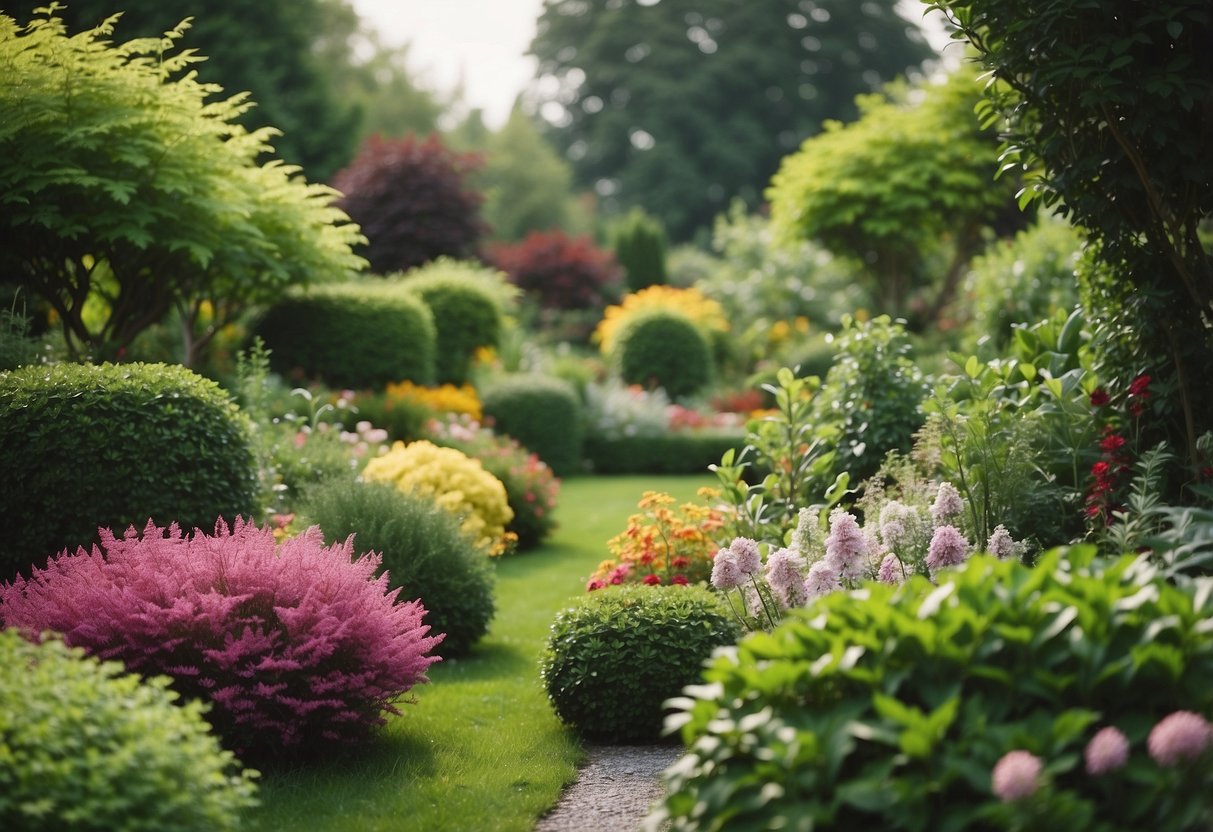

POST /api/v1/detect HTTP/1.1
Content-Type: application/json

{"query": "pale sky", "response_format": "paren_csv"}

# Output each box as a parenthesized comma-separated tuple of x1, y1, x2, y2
(349, 0, 546, 128)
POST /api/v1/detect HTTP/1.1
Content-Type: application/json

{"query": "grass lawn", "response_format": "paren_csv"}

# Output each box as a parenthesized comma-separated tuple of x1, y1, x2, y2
(247, 474, 714, 832)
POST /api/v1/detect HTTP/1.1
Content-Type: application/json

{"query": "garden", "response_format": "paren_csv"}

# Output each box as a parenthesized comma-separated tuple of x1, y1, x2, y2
(1, 1, 1212, 830)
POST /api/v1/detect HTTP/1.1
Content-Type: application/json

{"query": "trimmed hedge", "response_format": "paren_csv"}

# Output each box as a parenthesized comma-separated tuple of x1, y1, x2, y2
(0, 362, 257, 580)
(480, 374, 583, 476)
(613, 308, 713, 400)
(253, 283, 436, 388)
(583, 432, 744, 475)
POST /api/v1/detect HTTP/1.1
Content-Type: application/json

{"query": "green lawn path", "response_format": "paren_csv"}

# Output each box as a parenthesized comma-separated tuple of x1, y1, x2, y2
(247, 474, 714, 832)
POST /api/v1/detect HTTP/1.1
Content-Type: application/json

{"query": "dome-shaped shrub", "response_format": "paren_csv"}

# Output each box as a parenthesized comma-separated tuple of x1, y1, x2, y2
(0, 629, 259, 832)
(480, 374, 583, 476)
(613, 308, 713, 399)
(253, 283, 436, 388)
(0, 518, 443, 759)
(540, 584, 740, 742)
(362, 440, 514, 555)
(300, 480, 495, 656)
(0, 362, 257, 580)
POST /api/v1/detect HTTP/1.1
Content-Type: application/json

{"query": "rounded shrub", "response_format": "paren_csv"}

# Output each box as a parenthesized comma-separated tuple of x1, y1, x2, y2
(362, 440, 515, 555)
(300, 479, 495, 656)
(480, 373, 583, 476)
(0, 629, 259, 832)
(613, 308, 713, 400)
(0, 362, 257, 580)
(540, 584, 741, 742)
(253, 282, 436, 388)
(651, 548, 1213, 831)
(611, 207, 669, 292)
(0, 518, 443, 759)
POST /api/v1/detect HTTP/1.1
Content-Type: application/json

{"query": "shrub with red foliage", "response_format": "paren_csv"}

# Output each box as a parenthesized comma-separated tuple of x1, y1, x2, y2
(0, 518, 442, 758)
(332, 133, 488, 274)
(489, 229, 621, 311)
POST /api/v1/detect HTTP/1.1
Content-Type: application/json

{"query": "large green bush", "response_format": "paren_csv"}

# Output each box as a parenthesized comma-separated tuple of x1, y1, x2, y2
(0, 362, 257, 579)
(584, 433, 744, 475)
(480, 374, 583, 476)
(299, 480, 495, 656)
(0, 629, 259, 832)
(540, 585, 740, 742)
(614, 308, 713, 400)
(650, 549, 1213, 831)
(253, 283, 435, 388)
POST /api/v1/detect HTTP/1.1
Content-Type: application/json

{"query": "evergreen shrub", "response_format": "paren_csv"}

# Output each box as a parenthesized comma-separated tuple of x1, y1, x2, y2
(300, 480, 495, 656)
(253, 283, 436, 388)
(651, 548, 1213, 831)
(0, 362, 257, 580)
(614, 309, 713, 400)
(583, 432, 744, 475)
(480, 374, 583, 476)
(0, 518, 443, 759)
(611, 208, 668, 292)
(540, 584, 740, 742)
(0, 629, 259, 832)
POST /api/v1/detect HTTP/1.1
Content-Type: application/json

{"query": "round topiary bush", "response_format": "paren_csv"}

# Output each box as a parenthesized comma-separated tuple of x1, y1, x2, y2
(0, 362, 258, 580)
(480, 374, 583, 477)
(300, 479, 495, 656)
(0, 518, 443, 760)
(650, 548, 1213, 831)
(540, 584, 741, 742)
(253, 283, 436, 388)
(613, 308, 713, 400)
(0, 628, 259, 832)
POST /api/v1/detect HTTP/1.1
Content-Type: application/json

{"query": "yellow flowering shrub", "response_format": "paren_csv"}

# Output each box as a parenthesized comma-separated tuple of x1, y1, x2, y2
(587, 489, 727, 589)
(362, 440, 515, 555)
(593, 285, 729, 356)
(384, 380, 482, 421)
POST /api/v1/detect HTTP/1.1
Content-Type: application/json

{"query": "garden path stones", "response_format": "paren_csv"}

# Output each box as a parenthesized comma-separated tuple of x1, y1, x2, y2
(534, 743, 681, 831)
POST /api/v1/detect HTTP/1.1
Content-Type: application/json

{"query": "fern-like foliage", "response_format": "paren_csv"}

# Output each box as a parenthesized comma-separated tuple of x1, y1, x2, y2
(0, 518, 442, 759)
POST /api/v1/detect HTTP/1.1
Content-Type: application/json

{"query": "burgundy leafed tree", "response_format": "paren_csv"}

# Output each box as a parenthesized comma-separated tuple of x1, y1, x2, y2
(489, 229, 621, 312)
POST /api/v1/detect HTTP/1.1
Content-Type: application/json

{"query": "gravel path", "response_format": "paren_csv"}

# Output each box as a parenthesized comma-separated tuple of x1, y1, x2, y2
(534, 743, 682, 832)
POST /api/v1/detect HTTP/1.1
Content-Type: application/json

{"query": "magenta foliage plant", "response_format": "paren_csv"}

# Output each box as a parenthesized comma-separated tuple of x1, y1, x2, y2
(0, 517, 443, 758)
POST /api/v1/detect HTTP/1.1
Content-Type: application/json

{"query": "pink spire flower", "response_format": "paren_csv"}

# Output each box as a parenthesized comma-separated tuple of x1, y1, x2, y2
(877, 553, 904, 585)
(879, 500, 921, 552)
(765, 547, 808, 609)
(1084, 726, 1130, 775)
(804, 560, 841, 600)
(926, 525, 968, 572)
(710, 549, 744, 590)
(824, 508, 867, 581)
(991, 750, 1043, 802)
(986, 525, 1017, 560)
(1147, 710, 1213, 766)
(729, 537, 762, 575)
(931, 482, 964, 526)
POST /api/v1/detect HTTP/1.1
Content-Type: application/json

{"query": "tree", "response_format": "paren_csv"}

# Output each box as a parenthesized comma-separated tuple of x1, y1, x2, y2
(331, 134, 488, 274)
(927, 0, 1213, 478)
(0, 11, 365, 364)
(767, 67, 1017, 324)
(526, 0, 935, 241)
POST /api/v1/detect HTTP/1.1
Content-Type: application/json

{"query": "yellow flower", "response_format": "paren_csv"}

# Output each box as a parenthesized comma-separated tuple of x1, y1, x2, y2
(385, 380, 482, 421)
(593, 285, 729, 355)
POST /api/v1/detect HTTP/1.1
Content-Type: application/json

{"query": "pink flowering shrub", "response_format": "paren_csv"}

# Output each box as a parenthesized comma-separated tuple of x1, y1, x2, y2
(0, 518, 442, 758)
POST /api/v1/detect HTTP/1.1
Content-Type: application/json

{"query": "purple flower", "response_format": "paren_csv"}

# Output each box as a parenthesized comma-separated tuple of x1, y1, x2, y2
(1085, 726, 1130, 775)
(877, 553, 904, 585)
(824, 508, 867, 581)
(729, 537, 762, 575)
(710, 549, 744, 590)
(931, 482, 964, 525)
(991, 750, 1043, 802)
(1147, 710, 1213, 766)
(879, 500, 921, 551)
(987, 524, 1017, 560)
(926, 525, 968, 572)
(804, 560, 841, 600)
(765, 547, 808, 608)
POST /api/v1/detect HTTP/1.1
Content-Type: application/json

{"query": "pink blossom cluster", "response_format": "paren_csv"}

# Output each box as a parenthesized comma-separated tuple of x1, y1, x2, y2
(0, 518, 443, 756)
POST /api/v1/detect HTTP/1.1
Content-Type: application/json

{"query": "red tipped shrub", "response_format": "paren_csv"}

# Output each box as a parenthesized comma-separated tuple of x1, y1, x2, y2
(489, 229, 621, 311)
(0, 518, 442, 758)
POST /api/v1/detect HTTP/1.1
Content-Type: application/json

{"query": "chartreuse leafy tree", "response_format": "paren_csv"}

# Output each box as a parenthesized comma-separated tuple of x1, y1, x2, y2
(768, 66, 1015, 324)
(0, 9, 366, 365)
(925, 0, 1213, 484)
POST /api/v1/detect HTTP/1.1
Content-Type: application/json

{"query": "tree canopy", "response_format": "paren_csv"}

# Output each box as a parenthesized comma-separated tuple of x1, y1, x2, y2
(0, 10, 365, 362)
(526, 0, 935, 241)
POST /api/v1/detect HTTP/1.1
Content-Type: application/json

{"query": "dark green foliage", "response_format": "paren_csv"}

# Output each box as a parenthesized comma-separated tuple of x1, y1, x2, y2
(480, 374, 583, 476)
(0, 362, 257, 579)
(299, 480, 495, 657)
(529, 0, 934, 241)
(653, 549, 1213, 830)
(584, 433, 744, 475)
(540, 585, 740, 742)
(614, 310, 713, 400)
(611, 209, 668, 292)
(0, 630, 259, 831)
(253, 283, 436, 389)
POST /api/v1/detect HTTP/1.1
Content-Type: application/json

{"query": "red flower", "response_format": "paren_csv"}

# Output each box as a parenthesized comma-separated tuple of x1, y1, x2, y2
(1128, 374, 1152, 397)
(1100, 434, 1127, 453)
(671, 575, 689, 586)
(1091, 461, 1111, 478)
(671, 556, 690, 569)
(586, 579, 606, 592)
(643, 574, 661, 586)
(1089, 388, 1110, 407)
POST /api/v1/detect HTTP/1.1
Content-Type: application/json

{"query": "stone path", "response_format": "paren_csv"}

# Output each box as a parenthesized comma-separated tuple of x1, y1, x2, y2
(534, 743, 681, 832)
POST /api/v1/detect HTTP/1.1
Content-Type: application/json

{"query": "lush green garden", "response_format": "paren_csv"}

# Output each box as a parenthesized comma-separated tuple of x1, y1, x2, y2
(2, 1, 1212, 830)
